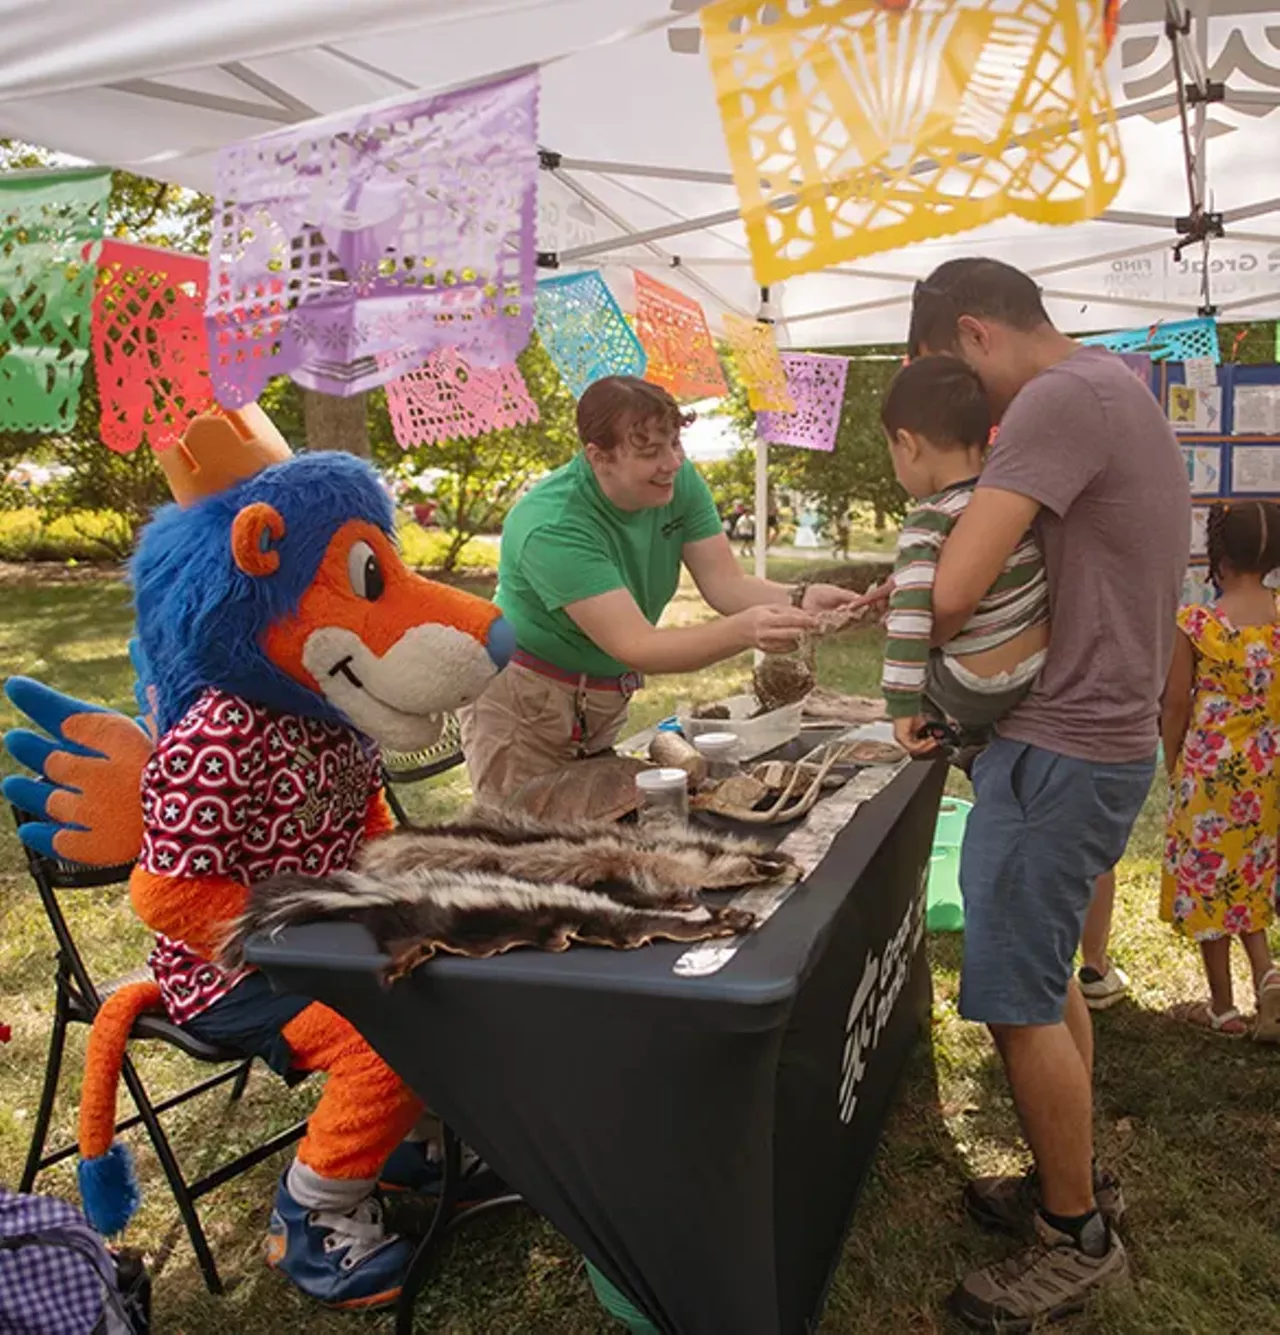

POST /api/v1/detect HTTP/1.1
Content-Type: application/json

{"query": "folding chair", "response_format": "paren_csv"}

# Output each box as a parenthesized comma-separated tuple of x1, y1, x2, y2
(10, 805, 307, 1294)
(380, 711, 466, 826)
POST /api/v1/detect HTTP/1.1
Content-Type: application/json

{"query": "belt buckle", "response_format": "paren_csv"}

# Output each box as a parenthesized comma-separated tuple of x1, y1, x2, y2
(619, 671, 643, 697)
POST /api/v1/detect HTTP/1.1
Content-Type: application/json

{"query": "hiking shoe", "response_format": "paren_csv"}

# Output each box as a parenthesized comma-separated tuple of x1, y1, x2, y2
(377, 1140, 510, 1204)
(1078, 961, 1130, 1011)
(949, 1211, 1130, 1331)
(964, 1166, 1125, 1238)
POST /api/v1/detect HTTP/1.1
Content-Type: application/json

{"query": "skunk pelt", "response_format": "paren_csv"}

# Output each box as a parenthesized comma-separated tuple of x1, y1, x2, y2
(358, 803, 799, 909)
(221, 868, 757, 981)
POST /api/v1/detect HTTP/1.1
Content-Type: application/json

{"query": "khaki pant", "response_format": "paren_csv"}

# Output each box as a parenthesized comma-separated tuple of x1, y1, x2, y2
(459, 662, 631, 803)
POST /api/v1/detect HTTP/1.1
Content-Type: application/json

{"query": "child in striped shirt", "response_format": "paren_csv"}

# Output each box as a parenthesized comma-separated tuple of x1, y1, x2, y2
(880, 356, 1049, 755)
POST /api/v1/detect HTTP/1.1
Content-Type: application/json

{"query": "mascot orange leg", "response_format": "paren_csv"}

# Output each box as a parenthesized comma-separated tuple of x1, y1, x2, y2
(279, 1004, 421, 1181)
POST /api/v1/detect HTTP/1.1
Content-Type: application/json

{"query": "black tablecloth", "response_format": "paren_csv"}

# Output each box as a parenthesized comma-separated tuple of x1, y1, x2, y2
(248, 758, 945, 1335)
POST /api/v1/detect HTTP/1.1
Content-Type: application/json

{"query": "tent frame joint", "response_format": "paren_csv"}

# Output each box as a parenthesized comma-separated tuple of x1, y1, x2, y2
(537, 147, 563, 171)
(1185, 81, 1224, 106)
(1173, 209, 1223, 261)
(536, 250, 560, 270)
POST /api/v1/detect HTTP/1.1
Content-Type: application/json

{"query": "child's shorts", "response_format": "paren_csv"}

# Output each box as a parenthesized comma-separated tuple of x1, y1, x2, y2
(925, 648, 1046, 730)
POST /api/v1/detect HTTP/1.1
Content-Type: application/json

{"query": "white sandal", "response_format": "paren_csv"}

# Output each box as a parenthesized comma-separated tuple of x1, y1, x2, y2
(1255, 968, 1280, 1044)
(1170, 999, 1248, 1038)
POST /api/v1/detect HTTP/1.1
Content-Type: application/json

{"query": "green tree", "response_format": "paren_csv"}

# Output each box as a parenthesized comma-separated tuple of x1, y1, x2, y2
(698, 446, 769, 515)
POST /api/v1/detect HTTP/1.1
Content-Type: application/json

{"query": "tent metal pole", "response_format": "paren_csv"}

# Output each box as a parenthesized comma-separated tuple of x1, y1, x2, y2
(556, 158, 741, 187)
(1216, 290, 1280, 315)
(1028, 240, 1183, 279)
(1224, 90, 1280, 112)
(787, 283, 1202, 329)
(1039, 288, 1204, 314)
(754, 286, 774, 590)
(1223, 198, 1280, 225)
(558, 93, 1183, 265)
(1096, 209, 1180, 228)
(550, 168, 753, 318)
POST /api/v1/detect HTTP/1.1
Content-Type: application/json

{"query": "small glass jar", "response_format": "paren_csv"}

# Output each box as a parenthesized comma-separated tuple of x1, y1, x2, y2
(693, 731, 743, 782)
(635, 767, 690, 830)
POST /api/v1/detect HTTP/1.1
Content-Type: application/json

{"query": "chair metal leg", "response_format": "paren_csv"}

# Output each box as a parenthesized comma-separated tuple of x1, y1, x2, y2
(384, 784, 411, 828)
(228, 1059, 252, 1103)
(20, 978, 70, 1192)
(119, 1054, 223, 1295)
(394, 1131, 461, 1335)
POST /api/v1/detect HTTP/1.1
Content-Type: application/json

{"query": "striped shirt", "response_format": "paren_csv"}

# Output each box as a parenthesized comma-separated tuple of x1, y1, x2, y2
(882, 479, 1048, 719)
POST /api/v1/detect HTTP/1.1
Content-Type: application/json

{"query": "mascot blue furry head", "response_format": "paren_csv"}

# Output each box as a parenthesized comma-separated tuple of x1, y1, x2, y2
(133, 407, 512, 752)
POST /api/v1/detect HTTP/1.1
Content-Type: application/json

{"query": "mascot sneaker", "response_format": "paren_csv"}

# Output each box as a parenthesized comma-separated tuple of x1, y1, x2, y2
(378, 1140, 511, 1205)
(266, 1175, 413, 1310)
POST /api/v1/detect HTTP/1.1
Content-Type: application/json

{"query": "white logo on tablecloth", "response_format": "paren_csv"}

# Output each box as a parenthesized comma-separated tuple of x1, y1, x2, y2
(838, 881, 926, 1125)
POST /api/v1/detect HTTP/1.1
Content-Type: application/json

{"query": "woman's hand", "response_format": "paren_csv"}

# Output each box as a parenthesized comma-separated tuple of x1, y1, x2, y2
(732, 604, 818, 654)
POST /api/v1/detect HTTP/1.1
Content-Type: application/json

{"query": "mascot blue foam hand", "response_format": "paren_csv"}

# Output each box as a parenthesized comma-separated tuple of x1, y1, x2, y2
(1, 676, 154, 867)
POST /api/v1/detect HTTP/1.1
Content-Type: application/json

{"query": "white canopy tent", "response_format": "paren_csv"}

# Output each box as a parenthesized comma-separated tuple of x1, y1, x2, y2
(1, 0, 1279, 345)
(1, 0, 1277, 574)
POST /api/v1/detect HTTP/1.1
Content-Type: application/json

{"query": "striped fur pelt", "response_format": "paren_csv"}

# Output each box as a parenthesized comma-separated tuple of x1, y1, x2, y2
(221, 806, 798, 980)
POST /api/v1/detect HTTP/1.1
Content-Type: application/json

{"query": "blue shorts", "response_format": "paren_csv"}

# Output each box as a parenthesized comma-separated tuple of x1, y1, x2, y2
(181, 971, 312, 1083)
(958, 738, 1154, 1026)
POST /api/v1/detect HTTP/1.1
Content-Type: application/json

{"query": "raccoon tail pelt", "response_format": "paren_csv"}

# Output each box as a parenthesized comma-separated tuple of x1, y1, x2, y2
(366, 806, 799, 900)
(220, 868, 757, 981)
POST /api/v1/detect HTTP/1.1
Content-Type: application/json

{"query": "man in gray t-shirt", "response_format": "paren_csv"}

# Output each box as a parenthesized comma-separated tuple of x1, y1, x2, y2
(906, 259, 1190, 1328)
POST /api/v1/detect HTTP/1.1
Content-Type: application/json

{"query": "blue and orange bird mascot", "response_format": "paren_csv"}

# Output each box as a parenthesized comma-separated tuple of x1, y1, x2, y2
(3, 405, 515, 1309)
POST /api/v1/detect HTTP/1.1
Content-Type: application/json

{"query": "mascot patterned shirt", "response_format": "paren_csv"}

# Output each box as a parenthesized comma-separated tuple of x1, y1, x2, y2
(137, 688, 383, 1023)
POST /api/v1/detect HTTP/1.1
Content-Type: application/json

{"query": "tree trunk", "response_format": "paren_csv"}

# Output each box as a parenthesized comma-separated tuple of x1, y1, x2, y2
(302, 388, 370, 457)
(874, 504, 886, 532)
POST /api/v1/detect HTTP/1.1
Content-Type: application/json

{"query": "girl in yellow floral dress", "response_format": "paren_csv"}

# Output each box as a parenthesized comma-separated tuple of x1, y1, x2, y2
(1161, 501, 1280, 1041)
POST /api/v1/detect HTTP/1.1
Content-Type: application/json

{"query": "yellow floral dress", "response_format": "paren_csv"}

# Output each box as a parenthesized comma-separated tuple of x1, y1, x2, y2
(1161, 603, 1280, 941)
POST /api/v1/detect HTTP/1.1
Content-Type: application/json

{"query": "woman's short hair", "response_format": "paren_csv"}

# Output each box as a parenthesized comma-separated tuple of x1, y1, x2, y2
(575, 376, 694, 452)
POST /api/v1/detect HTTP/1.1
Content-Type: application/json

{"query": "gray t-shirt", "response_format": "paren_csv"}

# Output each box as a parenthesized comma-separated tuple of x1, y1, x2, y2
(978, 346, 1191, 763)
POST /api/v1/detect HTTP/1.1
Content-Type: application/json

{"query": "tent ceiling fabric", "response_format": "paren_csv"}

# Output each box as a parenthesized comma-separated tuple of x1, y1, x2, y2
(1, 0, 1279, 346)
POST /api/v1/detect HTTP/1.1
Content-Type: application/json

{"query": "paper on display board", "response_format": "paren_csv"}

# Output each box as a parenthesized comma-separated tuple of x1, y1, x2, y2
(1191, 507, 1209, 558)
(1168, 385, 1222, 433)
(1183, 357, 1218, 389)
(1181, 445, 1221, 494)
(1230, 445, 1280, 495)
(1183, 565, 1214, 605)
(1232, 385, 1280, 436)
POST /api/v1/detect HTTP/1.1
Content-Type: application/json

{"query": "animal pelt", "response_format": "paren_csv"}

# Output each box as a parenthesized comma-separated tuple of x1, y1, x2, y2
(221, 809, 798, 979)
(360, 804, 798, 907)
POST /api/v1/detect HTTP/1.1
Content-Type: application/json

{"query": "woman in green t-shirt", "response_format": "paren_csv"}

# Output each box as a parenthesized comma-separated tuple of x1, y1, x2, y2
(461, 376, 872, 802)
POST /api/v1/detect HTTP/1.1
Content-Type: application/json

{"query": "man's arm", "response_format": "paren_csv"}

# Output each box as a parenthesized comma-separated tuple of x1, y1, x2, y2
(931, 488, 1041, 645)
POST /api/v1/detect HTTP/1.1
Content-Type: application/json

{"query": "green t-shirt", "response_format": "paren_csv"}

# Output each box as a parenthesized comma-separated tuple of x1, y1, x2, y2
(496, 453, 723, 677)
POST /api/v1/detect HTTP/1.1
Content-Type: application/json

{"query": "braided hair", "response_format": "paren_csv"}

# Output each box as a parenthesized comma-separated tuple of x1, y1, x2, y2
(1205, 500, 1280, 587)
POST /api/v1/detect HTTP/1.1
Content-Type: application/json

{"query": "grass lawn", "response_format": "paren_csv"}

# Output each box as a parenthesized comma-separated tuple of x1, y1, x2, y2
(1, 568, 1278, 1334)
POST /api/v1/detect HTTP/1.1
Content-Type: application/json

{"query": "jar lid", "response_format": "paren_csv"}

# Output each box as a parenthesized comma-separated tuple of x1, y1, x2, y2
(635, 767, 689, 792)
(693, 731, 740, 758)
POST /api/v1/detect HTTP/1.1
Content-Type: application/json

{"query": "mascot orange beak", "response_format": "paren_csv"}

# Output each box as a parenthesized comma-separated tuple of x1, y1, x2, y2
(253, 516, 513, 752)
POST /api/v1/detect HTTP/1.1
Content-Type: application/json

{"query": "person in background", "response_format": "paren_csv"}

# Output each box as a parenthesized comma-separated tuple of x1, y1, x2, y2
(1160, 500, 1280, 1041)
(461, 376, 873, 802)
(1077, 870, 1129, 1009)
(907, 258, 1189, 1328)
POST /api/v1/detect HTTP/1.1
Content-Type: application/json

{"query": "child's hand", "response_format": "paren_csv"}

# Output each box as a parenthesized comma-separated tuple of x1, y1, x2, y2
(893, 715, 941, 757)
